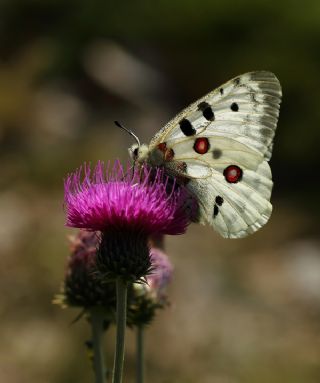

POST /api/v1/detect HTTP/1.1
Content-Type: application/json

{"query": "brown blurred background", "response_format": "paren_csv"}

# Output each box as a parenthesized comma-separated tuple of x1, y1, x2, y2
(1, 1, 320, 382)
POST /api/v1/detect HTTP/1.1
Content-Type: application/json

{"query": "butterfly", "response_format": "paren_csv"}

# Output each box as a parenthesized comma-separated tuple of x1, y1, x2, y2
(128, 71, 282, 239)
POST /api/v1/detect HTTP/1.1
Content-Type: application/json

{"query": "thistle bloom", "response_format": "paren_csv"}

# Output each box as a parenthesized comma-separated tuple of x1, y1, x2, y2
(147, 247, 173, 302)
(128, 247, 173, 326)
(54, 230, 116, 312)
(64, 161, 195, 282)
(64, 161, 192, 234)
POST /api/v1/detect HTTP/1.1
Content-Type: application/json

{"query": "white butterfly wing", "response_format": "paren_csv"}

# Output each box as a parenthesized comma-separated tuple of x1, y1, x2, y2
(165, 135, 264, 178)
(150, 71, 281, 160)
(163, 136, 274, 238)
(149, 71, 281, 238)
(187, 161, 273, 238)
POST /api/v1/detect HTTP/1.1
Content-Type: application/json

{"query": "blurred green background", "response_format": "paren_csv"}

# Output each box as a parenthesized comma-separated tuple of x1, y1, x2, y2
(1, 1, 320, 382)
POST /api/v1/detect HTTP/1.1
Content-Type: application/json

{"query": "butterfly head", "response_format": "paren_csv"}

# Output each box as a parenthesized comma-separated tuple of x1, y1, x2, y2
(129, 143, 150, 164)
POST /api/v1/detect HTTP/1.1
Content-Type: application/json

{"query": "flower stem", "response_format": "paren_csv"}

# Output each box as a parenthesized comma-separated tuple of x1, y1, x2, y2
(90, 308, 106, 383)
(112, 278, 128, 383)
(136, 325, 145, 383)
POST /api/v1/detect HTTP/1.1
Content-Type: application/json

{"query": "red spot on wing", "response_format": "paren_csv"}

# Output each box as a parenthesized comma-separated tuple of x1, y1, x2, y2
(157, 142, 174, 161)
(157, 142, 167, 152)
(193, 138, 210, 154)
(164, 148, 175, 161)
(223, 165, 243, 183)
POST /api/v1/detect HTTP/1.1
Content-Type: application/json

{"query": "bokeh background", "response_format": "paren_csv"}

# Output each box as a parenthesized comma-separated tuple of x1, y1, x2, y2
(1, 1, 320, 382)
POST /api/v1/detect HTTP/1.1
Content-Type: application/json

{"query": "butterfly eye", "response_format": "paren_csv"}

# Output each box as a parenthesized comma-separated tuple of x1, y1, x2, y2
(133, 148, 139, 158)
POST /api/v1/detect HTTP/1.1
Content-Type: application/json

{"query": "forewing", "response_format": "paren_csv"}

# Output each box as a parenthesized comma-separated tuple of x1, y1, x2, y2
(150, 71, 281, 160)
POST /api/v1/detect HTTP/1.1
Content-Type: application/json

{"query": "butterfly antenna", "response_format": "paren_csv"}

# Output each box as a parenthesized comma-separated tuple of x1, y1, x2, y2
(114, 120, 141, 147)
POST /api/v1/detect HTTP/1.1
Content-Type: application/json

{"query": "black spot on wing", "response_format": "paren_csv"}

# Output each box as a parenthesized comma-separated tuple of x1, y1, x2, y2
(215, 196, 224, 206)
(213, 205, 219, 218)
(230, 102, 239, 112)
(212, 149, 222, 159)
(233, 77, 240, 86)
(203, 107, 214, 121)
(197, 102, 215, 121)
(179, 118, 196, 136)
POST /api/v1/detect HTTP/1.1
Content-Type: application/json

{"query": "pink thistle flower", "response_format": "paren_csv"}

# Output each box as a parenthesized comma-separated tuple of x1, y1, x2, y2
(54, 230, 116, 311)
(64, 161, 195, 282)
(147, 248, 173, 302)
(64, 161, 193, 235)
(128, 247, 173, 326)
